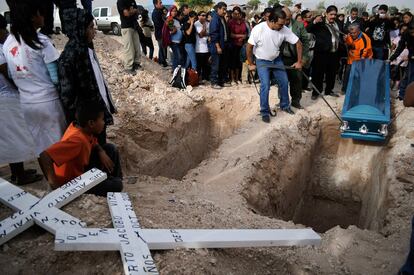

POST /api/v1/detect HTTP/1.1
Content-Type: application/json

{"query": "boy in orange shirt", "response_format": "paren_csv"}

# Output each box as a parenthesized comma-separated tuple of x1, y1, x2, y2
(342, 22, 373, 93)
(39, 102, 123, 196)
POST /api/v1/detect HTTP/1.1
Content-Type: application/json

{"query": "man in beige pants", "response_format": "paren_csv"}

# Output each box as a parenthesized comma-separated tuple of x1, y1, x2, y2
(117, 0, 142, 74)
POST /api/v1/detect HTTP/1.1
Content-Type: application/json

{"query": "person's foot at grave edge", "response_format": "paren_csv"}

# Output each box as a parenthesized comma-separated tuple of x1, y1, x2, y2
(39, 101, 123, 195)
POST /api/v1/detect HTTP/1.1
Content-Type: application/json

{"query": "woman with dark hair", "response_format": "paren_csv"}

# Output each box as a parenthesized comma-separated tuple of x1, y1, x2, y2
(295, 14, 303, 23)
(403, 12, 413, 25)
(0, 13, 42, 185)
(165, 6, 183, 70)
(58, 8, 116, 145)
(139, 9, 155, 60)
(228, 6, 247, 85)
(3, 0, 67, 156)
(183, 11, 198, 70)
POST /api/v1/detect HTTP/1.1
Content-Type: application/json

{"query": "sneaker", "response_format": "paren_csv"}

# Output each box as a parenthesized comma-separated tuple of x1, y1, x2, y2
(133, 63, 142, 70)
(262, 115, 270, 123)
(326, 92, 340, 97)
(311, 95, 318, 100)
(291, 102, 304, 109)
(231, 81, 237, 86)
(281, 107, 295, 115)
(223, 82, 232, 87)
(211, 84, 222, 90)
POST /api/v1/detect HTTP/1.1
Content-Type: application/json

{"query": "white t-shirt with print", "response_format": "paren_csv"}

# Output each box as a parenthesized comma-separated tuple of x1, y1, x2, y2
(3, 33, 60, 104)
(194, 21, 209, 53)
(248, 23, 298, 61)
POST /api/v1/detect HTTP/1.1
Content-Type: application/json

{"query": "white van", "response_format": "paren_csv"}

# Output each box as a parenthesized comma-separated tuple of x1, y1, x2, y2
(92, 6, 121, 36)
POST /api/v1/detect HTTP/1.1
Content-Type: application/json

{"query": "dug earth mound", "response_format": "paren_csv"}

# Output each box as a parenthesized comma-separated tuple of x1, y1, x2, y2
(1, 34, 413, 274)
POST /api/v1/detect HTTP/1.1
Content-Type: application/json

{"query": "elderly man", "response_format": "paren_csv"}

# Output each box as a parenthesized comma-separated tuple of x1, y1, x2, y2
(281, 7, 310, 109)
(247, 8, 303, 123)
(342, 23, 373, 92)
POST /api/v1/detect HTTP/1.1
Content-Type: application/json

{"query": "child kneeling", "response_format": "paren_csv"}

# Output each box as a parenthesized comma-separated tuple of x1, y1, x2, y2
(39, 102, 123, 196)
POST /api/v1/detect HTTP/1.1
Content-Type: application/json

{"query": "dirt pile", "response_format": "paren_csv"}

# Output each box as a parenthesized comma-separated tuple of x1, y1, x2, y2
(1, 33, 414, 274)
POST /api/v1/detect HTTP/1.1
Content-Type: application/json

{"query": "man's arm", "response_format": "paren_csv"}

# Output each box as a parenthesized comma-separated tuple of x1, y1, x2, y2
(291, 40, 303, 70)
(246, 43, 255, 71)
(39, 151, 59, 189)
(298, 23, 310, 65)
(389, 34, 406, 61)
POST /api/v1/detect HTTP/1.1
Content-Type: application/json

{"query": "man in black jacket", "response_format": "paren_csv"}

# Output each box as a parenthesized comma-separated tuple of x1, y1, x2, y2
(307, 5, 341, 100)
(152, 0, 168, 67)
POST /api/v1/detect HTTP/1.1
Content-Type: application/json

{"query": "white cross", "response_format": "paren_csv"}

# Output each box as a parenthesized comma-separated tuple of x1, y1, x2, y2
(55, 192, 321, 275)
(0, 168, 106, 245)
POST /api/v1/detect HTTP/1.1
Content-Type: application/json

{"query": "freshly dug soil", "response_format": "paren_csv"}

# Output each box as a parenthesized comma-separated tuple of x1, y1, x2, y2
(1, 33, 413, 275)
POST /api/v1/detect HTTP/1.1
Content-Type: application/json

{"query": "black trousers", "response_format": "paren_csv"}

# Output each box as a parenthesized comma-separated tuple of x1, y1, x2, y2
(219, 45, 230, 84)
(312, 51, 339, 96)
(283, 57, 302, 105)
(87, 143, 123, 197)
(140, 36, 154, 60)
(342, 64, 352, 93)
(196, 52, 210, 81)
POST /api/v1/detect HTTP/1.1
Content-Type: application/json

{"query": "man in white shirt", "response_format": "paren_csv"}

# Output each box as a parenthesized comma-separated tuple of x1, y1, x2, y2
(194, 11, 210, 82)
(247, 8, 303, 123)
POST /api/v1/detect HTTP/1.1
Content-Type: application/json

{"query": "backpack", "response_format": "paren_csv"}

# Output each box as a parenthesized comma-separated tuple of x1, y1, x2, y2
(186, 68, 199, 87)
(169, 65, 187, 89)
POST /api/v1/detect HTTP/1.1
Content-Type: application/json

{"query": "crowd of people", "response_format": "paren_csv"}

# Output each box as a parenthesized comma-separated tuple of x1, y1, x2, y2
(0, 1, 414, 185)
(146, 2, 414, 121)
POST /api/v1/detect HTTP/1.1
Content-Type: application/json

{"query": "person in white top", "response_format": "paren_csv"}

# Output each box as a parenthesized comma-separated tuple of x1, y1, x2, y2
(247, 8, 302, 123)
(0, 13, 43, 185)
(3, 0, 67, 156)
(194, 11, 210, 82)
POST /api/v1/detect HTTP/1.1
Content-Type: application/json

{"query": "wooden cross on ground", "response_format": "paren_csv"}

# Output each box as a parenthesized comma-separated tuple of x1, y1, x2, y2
(0, 168, 106, 245)
(56, 192, 321, 275)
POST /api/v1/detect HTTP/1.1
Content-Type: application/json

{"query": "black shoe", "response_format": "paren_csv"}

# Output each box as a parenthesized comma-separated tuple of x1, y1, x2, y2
(262, 115, 270, 123)
(133, 63, 142, 70)
(311, 95, 318, 100)
(281, 107, 295, 115)
(125, 68, 136, 75)
(291, 102, 304, 109)
(326, 92, 340, 97)
(11, 169, 37, 182)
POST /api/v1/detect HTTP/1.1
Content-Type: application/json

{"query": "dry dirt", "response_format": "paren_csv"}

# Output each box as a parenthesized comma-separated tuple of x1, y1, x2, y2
(1, 32, 414, 274)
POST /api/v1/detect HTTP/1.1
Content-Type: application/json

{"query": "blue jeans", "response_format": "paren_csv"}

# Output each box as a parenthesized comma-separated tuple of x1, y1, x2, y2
(185, 43, 197, 69)
(256, 57, 290, 116)
(157, 38, 167, 65)
(210, 53, 220, 85)
(399, 60, 414, 99)
(170, 43, 182, 70)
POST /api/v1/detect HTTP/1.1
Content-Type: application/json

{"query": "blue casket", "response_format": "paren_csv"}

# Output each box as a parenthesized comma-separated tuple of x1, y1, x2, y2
(340, 59, 390, 142)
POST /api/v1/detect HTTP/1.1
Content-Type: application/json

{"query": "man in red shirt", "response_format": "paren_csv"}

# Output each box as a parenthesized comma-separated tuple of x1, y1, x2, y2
(39, 102, 123, 196)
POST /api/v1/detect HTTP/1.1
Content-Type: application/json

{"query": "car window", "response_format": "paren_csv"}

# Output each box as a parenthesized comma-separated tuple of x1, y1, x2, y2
(101, 8, 108, 17)
(92, 9, 99, 17)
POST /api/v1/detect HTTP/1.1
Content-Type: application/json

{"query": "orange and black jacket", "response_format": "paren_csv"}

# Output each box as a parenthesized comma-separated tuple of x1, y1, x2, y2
(345, 32, 373, 64)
